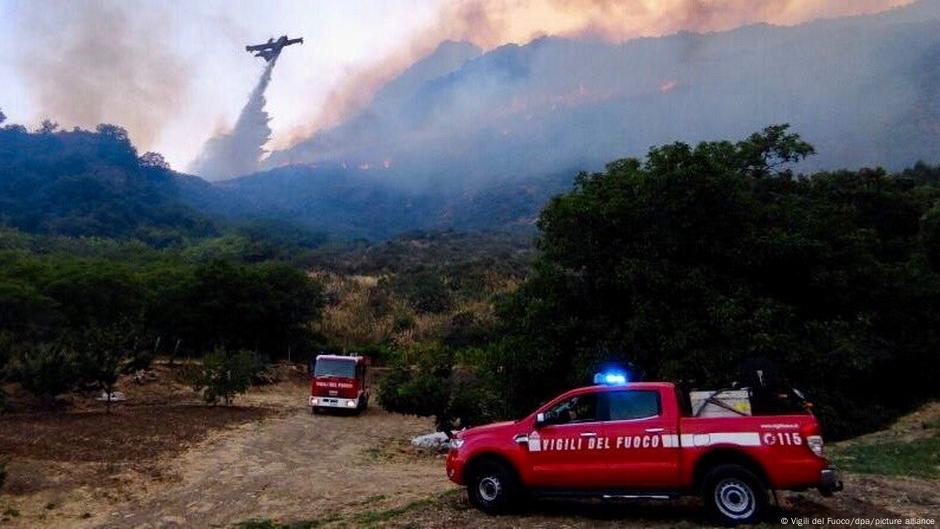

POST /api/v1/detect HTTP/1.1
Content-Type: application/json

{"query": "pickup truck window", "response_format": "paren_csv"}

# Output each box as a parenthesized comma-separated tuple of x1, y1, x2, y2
(546, 394, 599, 424)
(606, 390, 660, 420)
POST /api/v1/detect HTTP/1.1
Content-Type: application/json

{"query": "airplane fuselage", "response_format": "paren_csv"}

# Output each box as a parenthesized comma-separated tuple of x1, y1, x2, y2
(245, 35, 303, 62)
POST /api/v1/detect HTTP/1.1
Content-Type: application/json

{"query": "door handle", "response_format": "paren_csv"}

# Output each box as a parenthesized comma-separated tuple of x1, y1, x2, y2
(580, 432, 597, 437)
(645, 427, 665, 433)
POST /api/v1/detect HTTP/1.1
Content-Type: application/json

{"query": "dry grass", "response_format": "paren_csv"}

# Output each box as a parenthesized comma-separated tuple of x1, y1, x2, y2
(312, 271, 497, 352)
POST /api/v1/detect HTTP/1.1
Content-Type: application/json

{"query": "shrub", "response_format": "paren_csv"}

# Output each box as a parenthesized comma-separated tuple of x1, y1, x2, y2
(189, 349, 259, 405)
(442, 311, 491, 348)
(378, 365, 450, 419)
(385, 271, 452, 314)
(9, 343, 78, 408)
(378, 346, 496, 431)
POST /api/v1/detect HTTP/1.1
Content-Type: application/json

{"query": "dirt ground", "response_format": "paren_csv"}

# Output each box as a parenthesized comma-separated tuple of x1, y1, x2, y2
(1, 368, 937, 529)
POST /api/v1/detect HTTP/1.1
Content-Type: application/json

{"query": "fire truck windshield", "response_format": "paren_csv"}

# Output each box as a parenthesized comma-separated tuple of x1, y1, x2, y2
(314, 358, 356, 378)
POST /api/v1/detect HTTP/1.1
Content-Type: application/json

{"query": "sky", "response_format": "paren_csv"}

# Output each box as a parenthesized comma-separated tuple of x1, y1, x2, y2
(0, 0, 440, 169)
(0, 0, 915, 171)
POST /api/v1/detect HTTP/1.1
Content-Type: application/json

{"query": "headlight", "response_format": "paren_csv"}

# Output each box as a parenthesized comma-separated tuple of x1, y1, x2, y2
(310, 397, 319, 405)
(450, 438, 465, 450)
(346, 399, 357, 408)
(807, 435, 825, 457)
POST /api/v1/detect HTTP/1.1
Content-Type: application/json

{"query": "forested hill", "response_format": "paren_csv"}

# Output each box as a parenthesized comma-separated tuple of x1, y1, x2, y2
(0, 121, 217, 246)
(0, 118, 566, 242)
(180, 163, 574, 240)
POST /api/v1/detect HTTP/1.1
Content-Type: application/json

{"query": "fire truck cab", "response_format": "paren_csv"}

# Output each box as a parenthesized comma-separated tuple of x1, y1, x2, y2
(309, 354, 369, 414)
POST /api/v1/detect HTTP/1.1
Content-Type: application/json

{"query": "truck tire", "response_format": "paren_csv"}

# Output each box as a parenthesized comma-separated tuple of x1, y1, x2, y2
(702, 464, 767, 526)
(467, 460, 520, 515)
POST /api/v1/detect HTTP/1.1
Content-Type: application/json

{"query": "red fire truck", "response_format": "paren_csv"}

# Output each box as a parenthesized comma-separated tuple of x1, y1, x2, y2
(309, 354, 369, 414)
(445, 377, 841, 525)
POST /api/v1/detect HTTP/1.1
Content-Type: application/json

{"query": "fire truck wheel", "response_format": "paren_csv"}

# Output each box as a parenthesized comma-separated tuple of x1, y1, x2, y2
(467, 460, 519, 515)
(702, 464, 767, 526)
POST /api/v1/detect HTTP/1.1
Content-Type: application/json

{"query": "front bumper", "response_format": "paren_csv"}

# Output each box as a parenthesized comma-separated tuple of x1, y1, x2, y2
(445, 449, 466, 485)
(818, 467, 843, 496)
(310, 395, 358, 409)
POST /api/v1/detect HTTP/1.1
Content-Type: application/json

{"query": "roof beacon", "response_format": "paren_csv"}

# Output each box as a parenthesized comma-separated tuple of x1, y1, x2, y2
(593, 371, 627, 385)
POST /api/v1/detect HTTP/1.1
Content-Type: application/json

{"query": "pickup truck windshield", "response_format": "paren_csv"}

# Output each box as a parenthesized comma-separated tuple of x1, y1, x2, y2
(315, 358, 356, 378)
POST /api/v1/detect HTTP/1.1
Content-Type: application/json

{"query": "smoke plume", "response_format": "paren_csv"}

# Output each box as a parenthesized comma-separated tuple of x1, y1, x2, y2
(188, 60, 277, 181)
(11, 0, 190, 151)
(272, 0, 913, 150)
(264, 0, 939, 191)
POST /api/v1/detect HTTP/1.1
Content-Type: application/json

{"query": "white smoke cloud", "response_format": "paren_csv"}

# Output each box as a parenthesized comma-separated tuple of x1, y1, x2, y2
(11, 0, 192, 151)
(270, 0, 914, 151)
(188, 60, 277, 181)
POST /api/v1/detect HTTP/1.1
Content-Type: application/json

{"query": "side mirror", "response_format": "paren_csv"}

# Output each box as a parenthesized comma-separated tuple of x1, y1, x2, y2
(535, 411, 553, 428)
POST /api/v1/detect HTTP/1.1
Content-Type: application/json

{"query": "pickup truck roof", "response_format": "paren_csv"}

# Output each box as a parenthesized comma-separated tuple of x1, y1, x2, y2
(552, 382, 675, 399)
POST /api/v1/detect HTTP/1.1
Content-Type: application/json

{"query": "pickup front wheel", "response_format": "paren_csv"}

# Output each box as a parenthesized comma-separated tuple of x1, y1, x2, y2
(467, 460, 520, 515)
(702, 464, 767, 526)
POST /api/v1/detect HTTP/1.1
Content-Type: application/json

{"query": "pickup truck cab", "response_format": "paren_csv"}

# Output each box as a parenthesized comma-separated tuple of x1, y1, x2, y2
(446, 381, 841, 525)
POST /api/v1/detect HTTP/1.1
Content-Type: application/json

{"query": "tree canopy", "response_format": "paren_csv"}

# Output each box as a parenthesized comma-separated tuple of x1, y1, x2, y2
(484, 125, 940, 438)
(0, 123, 216, 245)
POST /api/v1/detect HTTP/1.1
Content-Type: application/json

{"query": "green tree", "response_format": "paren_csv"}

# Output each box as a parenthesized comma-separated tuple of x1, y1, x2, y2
(378, 346, 495, 431)
(73, 322, 151, 411)
(486, 125, 940, 438)
(168, 260, 323, 357)
(189, 348, 258, 405)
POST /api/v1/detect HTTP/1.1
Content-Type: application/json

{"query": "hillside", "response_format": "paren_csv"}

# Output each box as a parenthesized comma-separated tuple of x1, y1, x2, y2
(181, 163, 573, 239)
(171, 1, 940, 239)
(0, 123, 216, 246)
(267, 0, 940, 187)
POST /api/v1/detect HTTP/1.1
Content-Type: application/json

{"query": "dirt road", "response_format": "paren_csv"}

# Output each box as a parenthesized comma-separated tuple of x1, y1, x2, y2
(98, 405, 450, 529)
(2, 377, 937, 529)
(0, 375, 452, 529)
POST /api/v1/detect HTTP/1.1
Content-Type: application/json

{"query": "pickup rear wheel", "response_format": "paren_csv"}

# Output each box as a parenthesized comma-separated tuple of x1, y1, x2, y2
(702, 464, 767, 526)
(467, 460, 519, 515)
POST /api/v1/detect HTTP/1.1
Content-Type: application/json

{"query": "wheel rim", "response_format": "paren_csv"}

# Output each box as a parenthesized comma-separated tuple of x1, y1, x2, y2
(478, 476, 502, 502)
(714, 478, 755, 520)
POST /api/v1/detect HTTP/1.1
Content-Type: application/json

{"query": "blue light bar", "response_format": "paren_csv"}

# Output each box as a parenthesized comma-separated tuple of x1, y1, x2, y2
(593, 372, 628, 385)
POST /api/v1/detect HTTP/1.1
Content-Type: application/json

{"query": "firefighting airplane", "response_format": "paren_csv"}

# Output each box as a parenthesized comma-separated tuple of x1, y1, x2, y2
(245, 35, 303, 62)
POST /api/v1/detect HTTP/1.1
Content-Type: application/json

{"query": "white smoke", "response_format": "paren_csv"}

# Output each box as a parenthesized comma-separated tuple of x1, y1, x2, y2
(189, 59, 277, 181)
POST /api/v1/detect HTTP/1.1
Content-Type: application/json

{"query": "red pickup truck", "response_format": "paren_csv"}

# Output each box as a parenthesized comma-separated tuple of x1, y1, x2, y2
(445, 381, 841, 525)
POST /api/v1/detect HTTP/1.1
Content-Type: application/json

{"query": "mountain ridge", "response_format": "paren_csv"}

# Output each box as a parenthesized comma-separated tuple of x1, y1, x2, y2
(263, 0, 940, 189)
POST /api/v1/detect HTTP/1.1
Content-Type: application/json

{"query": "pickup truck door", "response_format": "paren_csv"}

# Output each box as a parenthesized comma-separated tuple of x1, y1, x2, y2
(593, 388, 681, 489)
(525, 392, 606, 488)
